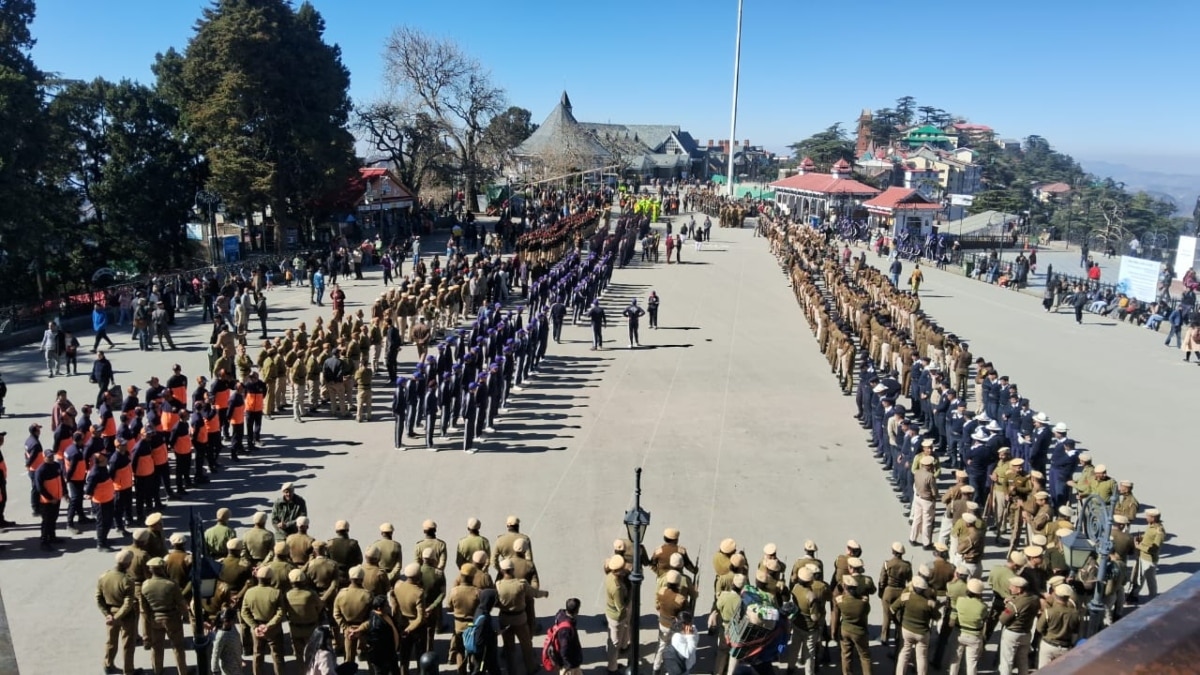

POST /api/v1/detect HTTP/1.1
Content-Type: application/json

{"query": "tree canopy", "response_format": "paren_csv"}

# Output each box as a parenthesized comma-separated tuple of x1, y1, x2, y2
(788, 124, 854, 171)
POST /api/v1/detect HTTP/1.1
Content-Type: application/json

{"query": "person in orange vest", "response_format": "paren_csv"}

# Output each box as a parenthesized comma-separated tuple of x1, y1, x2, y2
(121, 385, 141, 417)
(0, 430, 12, 528)
(202, 400, 222, 473)
(166, 364, 188, 409)
(167, 405, 193, 496)
(228, 383, 247, 461)
(109, 441, 135, 536)
(131, 432, 157, 522)
(243, 372, 267, 451)
(33, 447, 64, 551)
(192, 375, 209, 408)
(148, 424, 172, 505)
(64, 431, 91, 533)
(211, 371, 233, 441)
(85, 451, 117, 551)
(99, 392, 119, 453)
(189, 401, 211, 485)
(24, 423, 45, 518)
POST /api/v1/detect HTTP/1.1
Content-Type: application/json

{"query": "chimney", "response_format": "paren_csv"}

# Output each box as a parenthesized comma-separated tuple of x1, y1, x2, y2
(743, 139, 750, 147)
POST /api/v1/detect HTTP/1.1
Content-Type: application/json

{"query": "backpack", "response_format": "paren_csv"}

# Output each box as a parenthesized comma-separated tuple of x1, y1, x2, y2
(462, 614, 487, 658)
(541, 618, 572, 671)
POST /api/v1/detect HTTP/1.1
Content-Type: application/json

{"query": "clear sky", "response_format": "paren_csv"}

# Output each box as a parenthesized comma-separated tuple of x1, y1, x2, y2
(28, 0, 1200, 168)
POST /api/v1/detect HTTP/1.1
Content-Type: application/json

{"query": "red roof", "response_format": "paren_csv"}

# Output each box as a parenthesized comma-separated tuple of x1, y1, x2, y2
(799, 157, 816, 169)
(831, 158, 852, 170)
(863, 187, 941, 212)
(770, 172, 880, 196)
(1037, 182, 1072, 194)
(952, 123, 993, 132)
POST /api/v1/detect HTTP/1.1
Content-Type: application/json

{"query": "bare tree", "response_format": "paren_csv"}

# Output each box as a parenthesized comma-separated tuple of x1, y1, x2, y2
(382, 27, 505, 211)
(355, 100, 451, 194)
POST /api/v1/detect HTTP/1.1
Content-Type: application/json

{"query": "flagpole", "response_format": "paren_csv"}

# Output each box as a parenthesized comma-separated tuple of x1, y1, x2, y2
(726, 0, 743, 199)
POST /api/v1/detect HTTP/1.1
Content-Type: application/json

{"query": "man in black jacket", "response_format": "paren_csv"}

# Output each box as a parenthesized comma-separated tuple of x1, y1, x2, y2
(91, 352, 116, 407)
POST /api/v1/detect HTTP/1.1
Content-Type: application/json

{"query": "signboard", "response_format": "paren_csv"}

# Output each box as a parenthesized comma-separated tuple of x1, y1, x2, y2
(949, 194, 975, 207)
(222, 235, 241, 263)
(1174, 235, 1197, 280)
(186, 223, 205, 241)
(1115, 255, 1160, 301)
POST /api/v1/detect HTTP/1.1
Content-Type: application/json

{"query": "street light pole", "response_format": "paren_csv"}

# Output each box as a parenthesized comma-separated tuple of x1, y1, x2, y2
(623, 468, 652, 675)
(726, 0, 744, 199)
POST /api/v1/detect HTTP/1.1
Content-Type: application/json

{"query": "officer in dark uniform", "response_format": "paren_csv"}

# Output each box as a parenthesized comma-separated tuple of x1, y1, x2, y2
(392, 375, 410, 449)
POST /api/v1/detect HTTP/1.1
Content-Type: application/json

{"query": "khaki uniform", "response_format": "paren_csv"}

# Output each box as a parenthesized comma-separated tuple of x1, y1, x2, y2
(392, 580, 427, 672)
(414, 536, 448, 570)
(456, 533, 491, 569)
(837, 593, 871, 675)
(140, 576, 189, 675)
(304, 554, 340, 612)
(333, 585, 372, 662)
(446, 584, 481, 675)
(879, 557, 912, 643)
(243, 526, 276, 564)
(354, 364, 372, 422)
(327, 535, 364, 583)
(361, 561, 391, 598)
(285, 586, 323, 658)
(96, 568, 138, 675)
(652, 587, 687, 671)
(492, 531, 533, 570)
(241, 582, 286, 675)
(419, 564, 447, 653)
(371, 538, 404, 581)
(892, 590, 939, 675)
(285, 532, 315, 566)
(496, 577, 539, 675)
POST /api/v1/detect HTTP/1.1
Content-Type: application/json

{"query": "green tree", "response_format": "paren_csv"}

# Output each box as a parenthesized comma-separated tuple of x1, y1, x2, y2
(788, 124, 854, 171)
(481, 105, 536, 174)
(895, 96, 917, 126)
(154, 0, 355, 245)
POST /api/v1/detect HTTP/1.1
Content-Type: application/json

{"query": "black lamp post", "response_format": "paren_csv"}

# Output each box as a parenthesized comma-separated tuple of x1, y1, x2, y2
(1063, 494, 1116, 638)
(190, 508, 223, 675)
(195, 190, 221, 265)
(623, 468, 652, 675)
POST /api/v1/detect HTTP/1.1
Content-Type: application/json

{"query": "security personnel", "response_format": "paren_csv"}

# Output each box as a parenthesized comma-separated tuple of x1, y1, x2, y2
(447, 565, 483, 675)
(243, 512, 276, 565)
(415, 519, 448, 570)
(140, 557, 188, 675)
(333, 566, 372, 663)
(303, 540, 340, 625)
(948, 578, 986, 674)
(241, 566, 286, 675)
(418, 547, 448, 654)
(370, 522, 404, 581)
(791, 540, 824, 583)
(361, 546, 391, 598)
(354, 361, 373, 422)
(469, 550, 495, 590)
(96, 550, 138, 675)
(456, 517, 491, 569)
(1137, 508, 1165, 599)
(713, 538, 738, 580)
(837, 575, 871, 675)
(786, 566, 823, 675)
(285, 569, 322, 660)
(84, 451, 117, 551)
(507, 538, 541, 628)
(1037, 584, 1081, 668)
(493, 515, 533, 570)
(218, 538, 252, 597)
(204, 507, 237, 558)
(164, 533, 193, 599)
(496, 558, 546, 675)
(649, 527, 698, 577)
(285, 516, 315, 566)
(652, 570, 688, 672)
(327, 519, 364, 584)
(264, 542, 296, 594)
(33, 447, 64, 550)
(392, 562, 426, 674)
(997, 576, 1038, 675)
(1113, 481, 1139, 523)
(603, 554, 630, 674)
(892, 576, 938, 673)
(879, 542, 912, 647)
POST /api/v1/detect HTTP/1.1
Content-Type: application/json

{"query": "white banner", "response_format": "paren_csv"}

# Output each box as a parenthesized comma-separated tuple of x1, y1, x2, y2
(949, 194, 974, 206)
(1174, 236, 1197, 280)
(1116, 255, 1160, 301)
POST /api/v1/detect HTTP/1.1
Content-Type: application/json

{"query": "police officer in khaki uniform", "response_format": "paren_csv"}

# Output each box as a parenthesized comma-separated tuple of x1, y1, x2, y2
(354, 361, 373, 422)
(603, 554, 629, 674)
(948, 578, 986, 675)
(418, 548, 447, 654)
(469, 550, 495, 590)
(264, 542, 295, 594)
(241, 566, 286, 675)
(837, 575, 871, 675)
(1037, 584, 1080, 668)
(96, 549, 138, 675)
(496, 558, 547, 675)
(652, 569, 688, 672)
(361, 546, 391, 598)
(285, 516, 315, 566)
(286, 569, 323, 661)
(392, 562, 426, 675)
(457, 517, 491, 569)
(892, 575, 938, 674)
(371, 522, 404, 582)
(122, 529, 153, 647)
(447, 564, 482, 675)
(304, 540, 340, 619)
(140, 557, 189, 675)
(415, 519, 448, 570)
(243, 512, 276, 565)
(492, 515, 533, 571)
(649, 527, 697, 577)
(333, 566, 372, 663)
(786, 565, 823, 675)
(879, 542, 912, 647)
(790, 540, 824, 584)
(328, 519, 364, 585)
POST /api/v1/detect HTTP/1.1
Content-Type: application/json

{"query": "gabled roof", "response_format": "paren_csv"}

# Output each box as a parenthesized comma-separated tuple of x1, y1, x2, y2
(863, 187, 941, 212)
(513, 91, 612, 161)
(1036, 182, 1072, 194)
(770, 172, 880, 196)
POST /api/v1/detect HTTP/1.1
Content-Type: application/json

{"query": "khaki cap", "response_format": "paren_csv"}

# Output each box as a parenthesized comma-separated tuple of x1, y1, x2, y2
(891, 542, 905, 554)
(1058, 506, 1074, 517)
(962, 513, 978, 524)
(422, 519, 437, 530)
(1010, 551, 1027, 566)
(753, 569, 768, 584)
(720, 538, 737, 554)
(312, 540, 327, 553)
(1079, 452, 1092, 462)
(216, 508, 232, 520)
(804, 540, 817, 552)
(965, 501, 979, 511)
(335, 520, 350, 531)
(296, 516, 309, 527)
(1112, 514, 1130, 525)
(1031, 535, 1048, 547)
(498, 559, 514, 571)
(842, 575, 858, 588)
(252, 512, 267, 525)
(730, 553, 746, 568)
(513, 538, 527, 554)
(960, 485, 976, 494)
(934, 542, 948, 552)
(348, 566, 365, 581)
(766, 559, 783, 573)
(115, 550, 134, 565)
(1035, 491, 1050, 500)
(732, 574, 747, 590)
(955, 564, 969, 576)
(920, 455, 935, 466)
(1048, 575, 1066, 588)
(921, 439, 934, 448)
(460, 563, 476, 576)
(954, 470, 968, 478)
(797, 567, 814, 583)
(273, 542, 287, 556)
(966, 578, 985, 594)
(912, 576, 928, 590)
(607, 555, 626, 572)
(147, 557, 165, 568)
(506, 515, 520, 527)
(613, 539, 627, 552)
(226, 538, 241, 551)
(846, 539, 860, 550)
(1056, 527, 1074, 537)
(1024, 546, 1044, 558)
(467, 517, 481, 530)
(1146, 508, 1161, 517)
(847, 557, 863, 569)
(288, 569, 306, 584)
(421, 547, 435, 561)
(763, 543, 777, 556)
(145, 513, 163, 526)
(669, 552, 683, 568)
(663, 528, 680, 540)
(1054, 584, 1074, 599)
(1094, 464, 1107, 474)
(133, 528, 151, 544)
(365, 546, 380, 560)
(917, 564, 930, 578)
(404, 562, 422, 577)
(1030, 471, 1044, 479)
(281, 482, 294, 492)
(471, 550, 488, 566)
(379, 522, 394, 533)
(1010, 458, 1025, 467)
(666, 570, 684, 585)
(1119, 480, 1132, 487)
(169, 533, 187, 545)
(1009, 577, 1028, 589)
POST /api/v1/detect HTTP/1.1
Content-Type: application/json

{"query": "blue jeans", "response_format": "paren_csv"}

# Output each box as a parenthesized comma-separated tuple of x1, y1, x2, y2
(1165, 324, 1182, 346)
(315, 286, 325, 305)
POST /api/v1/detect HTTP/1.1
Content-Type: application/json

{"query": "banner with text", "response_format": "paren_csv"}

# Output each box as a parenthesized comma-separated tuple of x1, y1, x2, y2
(1116, 255, 1160, 301)
(1174, 236, 1197, 280)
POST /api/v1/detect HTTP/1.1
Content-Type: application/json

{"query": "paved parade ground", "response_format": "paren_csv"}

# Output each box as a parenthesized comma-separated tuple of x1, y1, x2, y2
(0, 217, 1192, 674)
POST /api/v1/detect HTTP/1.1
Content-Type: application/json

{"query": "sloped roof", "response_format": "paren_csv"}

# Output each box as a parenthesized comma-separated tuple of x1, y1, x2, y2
(1036, 182, 1072, 194)
(513, 91, 612, 161)
(863, 187, 941, 212)
(770, 172, 880, 196)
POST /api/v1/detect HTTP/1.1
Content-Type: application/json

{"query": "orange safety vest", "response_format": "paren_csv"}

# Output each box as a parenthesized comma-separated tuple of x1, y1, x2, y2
(68, 456, 86, 482)
(91, 477, 115, 504)
(205, 414, 220, 435)
(194, 424, 209, 445)
(134, 453, 155, 478)
(245, 392, 265, 413)
(173, 435, 193, 456)
(56, 437, 72, 457)
(230, 405, 245, 426)
(151, 441, 168, 466)
(113, 462, 133, 490)
(27, 452, 43, 473)
(103, 416, 117, 438)
(39, 475, 63, 504)
(170, 386, 187, 405)
(160, 411, 179, 433)
(81, 427, 94, 446)
(0, 458, 6, 481)
(214, 389, 230, 409)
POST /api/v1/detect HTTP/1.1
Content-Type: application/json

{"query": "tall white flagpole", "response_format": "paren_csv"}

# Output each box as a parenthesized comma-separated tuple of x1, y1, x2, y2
(726, 0, 744, 199)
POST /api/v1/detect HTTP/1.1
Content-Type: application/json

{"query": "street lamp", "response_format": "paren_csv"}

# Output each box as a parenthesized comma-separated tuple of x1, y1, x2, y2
(194, 190, 221, 265)
(1065, 495, 1116, 638)
(623, 468, 652, 675)
(190, 508, 223, 675)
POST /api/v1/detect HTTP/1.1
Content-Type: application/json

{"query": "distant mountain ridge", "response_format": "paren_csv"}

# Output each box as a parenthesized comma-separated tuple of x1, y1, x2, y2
(1080, 159, 1199, 215)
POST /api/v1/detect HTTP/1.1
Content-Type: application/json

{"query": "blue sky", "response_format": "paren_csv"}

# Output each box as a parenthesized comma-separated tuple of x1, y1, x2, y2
(29, 0, 1200, 169)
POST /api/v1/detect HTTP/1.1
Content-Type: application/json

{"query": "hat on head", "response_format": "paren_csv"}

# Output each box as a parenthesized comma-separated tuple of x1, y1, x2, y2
(847, 557, 863, 569)
(797, 567, 814, 583)
(921, 438, 934, 448)
(842, 575, 858, 588)
(956, 564, 969, 576)
(962, 513, 978, 524)
(607, 555, 626, 572)
(669, 552, 683, 569)
(1010, 458, 1024, 467)
(365, 546, 380, 560)
(873, 384, 887, 393)
(1024, 546, 1044, 558)
(1058, 505, 1074, 518)
(467, 517, 481, 530)
(1010, 551, 1027, 566)
(1079, 452, 1092, 462)
(804, 540, 817, 552)
(169, 533, 186, 546)
(998, 447, 1011, 455)
(471, 550, 488, 566)
(934, 542, 948, 552)
(1031, 534, 1048, 547)
(917, 564, 931, 578)
(147, 557, 165, 568)
(293, 516, 308, 528)
(498, 559, 514, 571)
(720, 538, 737, 554)
(226, 538, 241, 551)
(1035, 491, 1050, 500)
(967, 578, 985, 594)
(971, 429, 988, 441)
(730, 553, 746, 568)
(966, 502, 979, 511)
(960, 485, 975, 494)
(766, 558, 783, 573)
(216, 508, 232, 520)
(763, 543, 777, 556)
(1009, 577, 1028, 589)
(1119, 480, 1132, 488)
(1053, 422, 1068, 433)
(288, 569, 306, 584)
(663, 528, 680, 540)
(1094, 464, 1107, 474)
(846, 539, 860, 550)
(281, 482, 294, 492)
(920, 455, 935, 466)
(1033, 412, 1050, 424)
(667, 570, 684, 585)
(335, 520, 349, 531)
(422, 519, 437, 530)
(256, 566, 273, 581)
(421, 547, 435, 561)
(986, 421, 1002, 432)
(912, 576, 928, 590)
(1147, 508, 1161, 517)
(976, 412, 990, 422)
(1113, 514, 1129, 525)
(460, 563, 477, 577)
(1048, 575, 1066, 589)
(115, 550, 134, 565)
(253, 512, 267, 525)
(1054, 584, 1073, 599)
(891, 542, 905, 554)
(145, 513, 162, 527)
(348, 566, 365, 581)
(1030, 470, 1044, 479)
(513, 538, 527, 554)
(613, 539, 627, 553)
(1056, 527, 1074, 538)
(732, 574, 747, 590)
